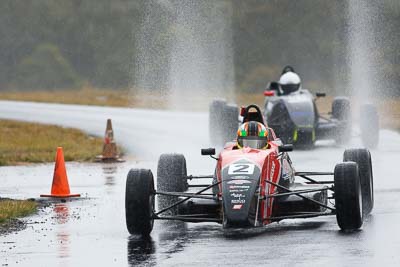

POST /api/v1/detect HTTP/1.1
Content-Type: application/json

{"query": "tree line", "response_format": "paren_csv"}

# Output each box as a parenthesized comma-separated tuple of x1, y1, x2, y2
(0, 0, 398, 96)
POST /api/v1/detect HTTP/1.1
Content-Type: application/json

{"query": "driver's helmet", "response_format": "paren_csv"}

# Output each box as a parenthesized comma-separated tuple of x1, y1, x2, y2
(279, 71, 301, 94)
(237, 121, 269, 149)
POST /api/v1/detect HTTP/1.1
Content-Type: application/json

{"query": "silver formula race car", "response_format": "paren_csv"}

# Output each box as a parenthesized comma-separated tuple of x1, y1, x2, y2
(263, 82, 379, 149)
(208, 88, 379, 149)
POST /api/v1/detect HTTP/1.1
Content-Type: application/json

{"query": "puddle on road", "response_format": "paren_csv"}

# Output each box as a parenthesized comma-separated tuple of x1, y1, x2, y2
(0, 161, 137, 266)
(0, 160, 216, 266)
(0, 160, 220, 266)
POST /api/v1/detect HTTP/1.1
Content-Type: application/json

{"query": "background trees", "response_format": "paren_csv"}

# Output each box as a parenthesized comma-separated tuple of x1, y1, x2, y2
(0, 0, 398, 96)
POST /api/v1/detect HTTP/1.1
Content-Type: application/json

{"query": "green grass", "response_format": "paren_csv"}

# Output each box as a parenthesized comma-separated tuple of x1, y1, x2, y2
(0, 199, 37, 224)
(0, 119, 104, 166)
(0, 86, 127, 107)
(0, 86, 163, 108)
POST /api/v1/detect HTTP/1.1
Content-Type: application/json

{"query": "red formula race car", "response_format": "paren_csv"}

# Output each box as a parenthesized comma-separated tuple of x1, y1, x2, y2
(125, 105, 374, 236)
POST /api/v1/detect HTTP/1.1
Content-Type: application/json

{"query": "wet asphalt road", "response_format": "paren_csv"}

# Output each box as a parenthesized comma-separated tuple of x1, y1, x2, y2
(0, 100, 400, 266)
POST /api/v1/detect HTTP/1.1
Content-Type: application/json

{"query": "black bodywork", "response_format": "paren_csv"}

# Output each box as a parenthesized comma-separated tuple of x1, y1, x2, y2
(264, 87, 349, 147)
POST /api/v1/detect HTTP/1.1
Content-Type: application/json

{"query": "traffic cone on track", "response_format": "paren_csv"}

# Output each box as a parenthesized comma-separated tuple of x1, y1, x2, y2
(96, 119, 124, 162)
(41, 147, 80, 198)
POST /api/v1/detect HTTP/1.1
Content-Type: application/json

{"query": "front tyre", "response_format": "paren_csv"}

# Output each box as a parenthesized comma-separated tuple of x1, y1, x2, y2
(334, 162, 363, 231)
(343, 149, 374, 215)
(125, 169, 155, 236)
(293, 128, 315, 149)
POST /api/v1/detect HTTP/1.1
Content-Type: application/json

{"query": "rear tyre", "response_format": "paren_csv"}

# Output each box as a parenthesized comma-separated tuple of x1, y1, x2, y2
(343, 149, 374, 215)
(332, 97, 351, 145)
(157, 154, 188, 215)
(334, 162, 363, 231)
(360, 104, 379, 149)
(221, 103, 239, 144)
(209, 99, 238, 145)
(332, 97, 351, 121)
(125, 169, 155, 236)
(209, 99, 225, 145)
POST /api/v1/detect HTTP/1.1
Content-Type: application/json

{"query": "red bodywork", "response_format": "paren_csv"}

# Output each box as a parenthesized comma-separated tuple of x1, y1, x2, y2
(216, 132, 282, 226)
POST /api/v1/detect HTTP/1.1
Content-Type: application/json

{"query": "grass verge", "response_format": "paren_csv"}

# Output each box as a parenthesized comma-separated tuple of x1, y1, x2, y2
(0, 199, 37, 225)
(0, 87, 129, 107)
(0, 119, 104, 166)
(0, 87, 169, 109)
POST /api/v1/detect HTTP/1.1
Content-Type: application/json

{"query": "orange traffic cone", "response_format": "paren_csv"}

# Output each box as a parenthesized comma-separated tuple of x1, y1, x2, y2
(41, 147, 80, 198)
(96, 119, 124, 162)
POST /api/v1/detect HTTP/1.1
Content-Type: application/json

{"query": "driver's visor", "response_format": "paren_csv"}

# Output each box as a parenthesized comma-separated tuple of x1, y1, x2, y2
(238, 136, 268, 149)
(281, 84, 300, 94)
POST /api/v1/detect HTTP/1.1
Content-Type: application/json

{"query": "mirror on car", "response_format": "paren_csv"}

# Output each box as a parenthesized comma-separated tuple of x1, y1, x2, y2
(201, 148, 216, 156)
(316, 92, 326, 98)
(278, 144, 293, 152)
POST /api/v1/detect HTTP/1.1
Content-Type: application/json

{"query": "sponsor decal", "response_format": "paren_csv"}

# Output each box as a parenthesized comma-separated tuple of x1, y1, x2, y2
(231, 199, 246, 204)
(228, 189, 248, 193)
(282, 173, 291, 180)
(227, 180, 251, 185)
(228, 163, 255, 175)
(270, 161, 276, 179)
(229, 185, 250, 189)
(230, 193, 245, 198)
(232, 204, 243, 210)
(230, 175, 250, 180)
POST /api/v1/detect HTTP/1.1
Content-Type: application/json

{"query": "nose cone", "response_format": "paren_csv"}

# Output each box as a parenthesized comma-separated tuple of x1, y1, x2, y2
(221, 159, 261, 228)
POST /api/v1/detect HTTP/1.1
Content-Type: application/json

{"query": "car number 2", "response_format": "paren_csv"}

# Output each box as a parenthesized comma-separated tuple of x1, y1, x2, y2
(228, 163, 255, 175)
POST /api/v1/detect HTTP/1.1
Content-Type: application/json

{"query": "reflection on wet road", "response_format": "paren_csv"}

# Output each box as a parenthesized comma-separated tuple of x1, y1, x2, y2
(54, 203, 70, 260)
(0, 101, 400, 266)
